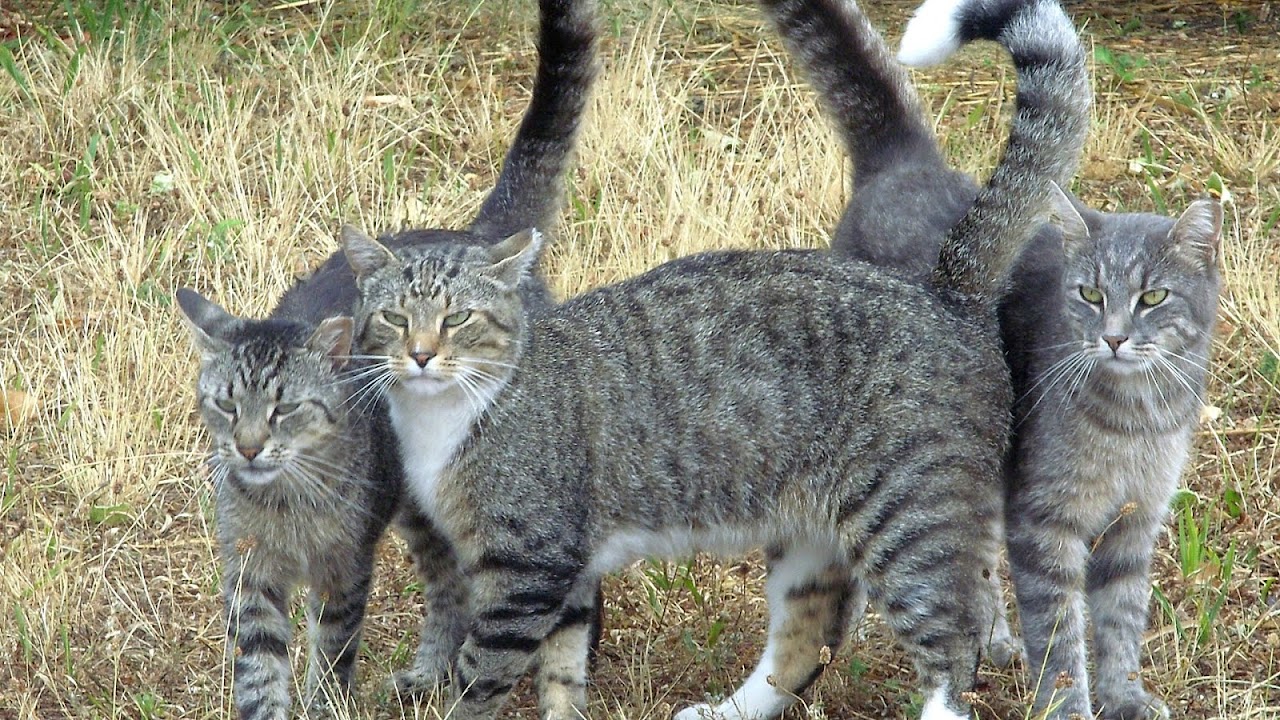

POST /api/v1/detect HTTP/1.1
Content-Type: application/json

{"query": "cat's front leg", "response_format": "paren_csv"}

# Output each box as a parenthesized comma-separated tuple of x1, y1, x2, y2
(450, 558, 580, 720)
(1088, 508, 1170, 720)
(391, 508, 470, 696)
(304, 549, 376, 713)
(1006, 507, 1092, 719)
(224, 555, 294, 720)
(534, 576, 601, 720)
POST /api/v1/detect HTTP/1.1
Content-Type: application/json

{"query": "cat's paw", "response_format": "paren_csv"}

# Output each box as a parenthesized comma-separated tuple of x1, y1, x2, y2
(303, 692, 349, 720)
(673, 704, 721, 720)
(984, 634, 1022, 668)
(388, 665, 451, 698)
(1099, 695, 1170, 720)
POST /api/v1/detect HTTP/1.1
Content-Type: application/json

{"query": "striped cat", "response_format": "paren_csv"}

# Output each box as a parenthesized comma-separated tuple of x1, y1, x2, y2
(785, 0, 1222, 716)
(177, 0, 597, 716)
(338, 0, 1088, 717)
(177, 292, 435, 717)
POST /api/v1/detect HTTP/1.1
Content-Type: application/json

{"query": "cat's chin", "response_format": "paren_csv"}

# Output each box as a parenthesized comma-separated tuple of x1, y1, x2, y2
(394, 374, 455, 397)
(232, 466, 281, 487)
(1097, 355, 1153, 377)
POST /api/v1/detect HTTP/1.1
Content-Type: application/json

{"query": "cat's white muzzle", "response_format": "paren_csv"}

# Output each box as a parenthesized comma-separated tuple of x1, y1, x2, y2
(233, 464, 281, 486)
(395, 368, 456, 396)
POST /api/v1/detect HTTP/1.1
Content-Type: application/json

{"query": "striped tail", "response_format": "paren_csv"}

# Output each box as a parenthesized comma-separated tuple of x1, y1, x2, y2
(758, 0, 942, 187)
(901, 0, 1090, 301)
(469, 0, 598, 240)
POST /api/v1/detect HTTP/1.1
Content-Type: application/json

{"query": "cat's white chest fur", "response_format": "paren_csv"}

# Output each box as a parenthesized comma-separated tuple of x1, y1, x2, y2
(388, 385, 488, 518)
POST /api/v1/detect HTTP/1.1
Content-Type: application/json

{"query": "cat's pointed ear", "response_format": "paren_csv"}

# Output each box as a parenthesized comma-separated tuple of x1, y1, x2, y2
(1169, 199, 1222, 267)
(175, 288, 235, 359)
(486, 228, 544, 289)
(342, 225, 397, 280)
(1046, 182, 1089, 246)
(307, 316, 354, 370)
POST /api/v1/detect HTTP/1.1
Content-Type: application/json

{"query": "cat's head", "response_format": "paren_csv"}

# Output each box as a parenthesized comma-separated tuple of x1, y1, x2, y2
(341, 225, 542, 399)
(176, 289, 356, 491)
(1056, 196, 1222, 377)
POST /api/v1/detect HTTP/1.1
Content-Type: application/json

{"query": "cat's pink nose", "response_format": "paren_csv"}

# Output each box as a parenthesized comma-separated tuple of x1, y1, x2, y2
(1103, 335, 1128, 353)
(411, 352, 434, 368)
(238, 445, 263, 461)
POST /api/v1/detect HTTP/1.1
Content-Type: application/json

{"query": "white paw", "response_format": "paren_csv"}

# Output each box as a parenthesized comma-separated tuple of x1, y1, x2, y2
(674, 704, 722, 720)
(897, 0, 967, 67)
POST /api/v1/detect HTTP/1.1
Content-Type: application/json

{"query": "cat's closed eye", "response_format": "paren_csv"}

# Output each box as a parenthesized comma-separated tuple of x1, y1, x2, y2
(214, 397, 237, 414)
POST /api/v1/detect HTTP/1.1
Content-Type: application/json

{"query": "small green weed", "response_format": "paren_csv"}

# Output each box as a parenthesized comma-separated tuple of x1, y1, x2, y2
(1094, 45, 1149, 85)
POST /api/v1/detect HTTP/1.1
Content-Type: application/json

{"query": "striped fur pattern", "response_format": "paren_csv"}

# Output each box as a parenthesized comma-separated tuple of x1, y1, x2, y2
(178, 0, 599, 713)
(786, 0, 1222, 717)
(1000, 200, 1221, 720)
(341, 34, 1075, 708)
(176, 290, 450, 719)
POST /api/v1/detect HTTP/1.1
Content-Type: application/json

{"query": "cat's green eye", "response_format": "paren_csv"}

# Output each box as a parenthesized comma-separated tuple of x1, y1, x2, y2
(382, 311, 409, 328)
(1078, 286, 1104, 304)
(442, 311, 472, 329)
(1139, 289, 1168, 307)
(275, 402, 301, 416)
(214, 398, 237, 414)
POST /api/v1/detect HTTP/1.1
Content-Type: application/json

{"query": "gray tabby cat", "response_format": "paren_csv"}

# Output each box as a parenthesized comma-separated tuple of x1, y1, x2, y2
(177, 293, 416, 718)
(780, 0, 1223, 716)
(176, 0, 597, 716)
(338, 0, 1088, 717)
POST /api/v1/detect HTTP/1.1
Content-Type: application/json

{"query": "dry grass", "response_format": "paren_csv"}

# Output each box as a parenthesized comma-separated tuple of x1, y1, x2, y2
(1, 0, 1276, 718)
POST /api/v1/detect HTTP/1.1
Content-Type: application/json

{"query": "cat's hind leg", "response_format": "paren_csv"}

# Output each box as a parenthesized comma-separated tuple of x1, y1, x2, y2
(674, 545, 852, 720)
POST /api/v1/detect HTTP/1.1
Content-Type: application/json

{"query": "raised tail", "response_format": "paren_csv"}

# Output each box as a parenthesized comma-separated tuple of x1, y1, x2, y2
(468, 0, 598, 240)
(902, 0, 1090, 300)
(759, 0, 941, 187)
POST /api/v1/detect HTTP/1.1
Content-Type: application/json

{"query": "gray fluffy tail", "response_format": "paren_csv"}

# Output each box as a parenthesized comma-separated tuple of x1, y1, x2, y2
(906, 0, 1091, 300)
(759, 0, 942, 186)
(469, 0, 598, 240)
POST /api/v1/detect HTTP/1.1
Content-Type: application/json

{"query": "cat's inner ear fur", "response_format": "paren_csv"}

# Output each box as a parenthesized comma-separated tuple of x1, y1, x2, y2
(1046, 182, 1090, 246)
(342, 224, 398, 280)
(308, 317, 354, 370)
(485, 228, 544, 289)
(1170, 199, 1223, 266)
(175, 287, 235, 359)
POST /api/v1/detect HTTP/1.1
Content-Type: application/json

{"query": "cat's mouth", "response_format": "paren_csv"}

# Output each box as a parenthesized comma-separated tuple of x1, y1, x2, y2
(1093, 348, 1154, 376)
(231, 463, 281, 486)
(395, 372, 456, 396)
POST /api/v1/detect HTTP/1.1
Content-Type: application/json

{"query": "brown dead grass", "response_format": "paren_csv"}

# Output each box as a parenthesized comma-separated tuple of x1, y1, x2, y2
(0, 0, 1276, 718)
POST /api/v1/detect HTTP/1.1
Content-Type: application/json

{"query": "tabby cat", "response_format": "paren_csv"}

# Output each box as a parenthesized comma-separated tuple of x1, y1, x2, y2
(177, 0, 597, 715)
(338, 0, 1088, 717)
(782, 0, 1222, 716)
(178, 291, 420, 717)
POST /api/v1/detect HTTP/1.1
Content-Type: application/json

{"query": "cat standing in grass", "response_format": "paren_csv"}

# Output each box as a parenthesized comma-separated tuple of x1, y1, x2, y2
(776, 0, 1223, 716)
(176, 0, 597, 716)
(338, 0, 1088, 716)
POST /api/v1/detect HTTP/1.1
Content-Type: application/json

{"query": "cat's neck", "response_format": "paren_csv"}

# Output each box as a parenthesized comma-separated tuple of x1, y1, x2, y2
(387, 382, 497, 519)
